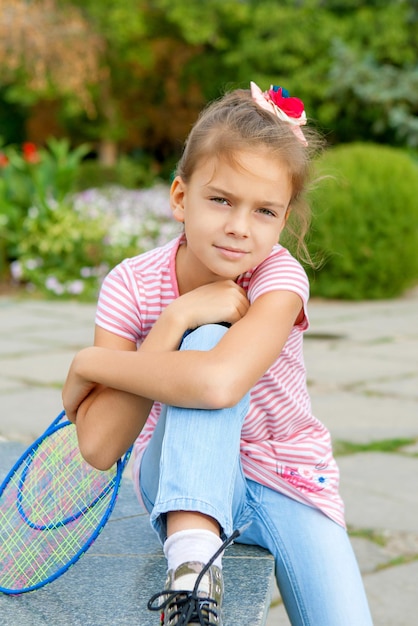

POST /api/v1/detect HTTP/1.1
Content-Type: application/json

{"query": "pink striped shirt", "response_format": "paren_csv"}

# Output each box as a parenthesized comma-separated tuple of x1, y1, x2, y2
(96, 235, 345, 527)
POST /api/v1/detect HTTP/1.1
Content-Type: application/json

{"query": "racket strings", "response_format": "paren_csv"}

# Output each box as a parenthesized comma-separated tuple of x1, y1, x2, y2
(19, 446, 114, 528)
(0, 425, 118, 592)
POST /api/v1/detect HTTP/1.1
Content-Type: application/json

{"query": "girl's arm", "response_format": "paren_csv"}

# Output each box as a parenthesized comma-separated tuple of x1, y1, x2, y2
(63, 285, 302, 420)
(64, 279, 250, 469)
(70, 330, 154, 469)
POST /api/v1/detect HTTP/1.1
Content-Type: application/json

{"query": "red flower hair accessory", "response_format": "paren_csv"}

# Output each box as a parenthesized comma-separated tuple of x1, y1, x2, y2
(250, 81, 307, 146)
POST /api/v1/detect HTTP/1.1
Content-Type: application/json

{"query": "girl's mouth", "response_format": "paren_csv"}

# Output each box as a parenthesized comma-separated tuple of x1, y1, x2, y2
(214, 245, 249, 260)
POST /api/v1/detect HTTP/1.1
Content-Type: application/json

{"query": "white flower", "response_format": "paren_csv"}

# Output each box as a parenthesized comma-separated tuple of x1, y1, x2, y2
(28, 206, 39, 219)
(67, 280, 85, 295)
(10, 260, 23, 280)
(25, 258, 42, 270)
(45, 276, 64, 295)
(80, 266, 94, 278)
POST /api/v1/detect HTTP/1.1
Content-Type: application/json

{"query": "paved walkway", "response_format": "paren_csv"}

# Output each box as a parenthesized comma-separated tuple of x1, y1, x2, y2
(1, 291, 417, 625)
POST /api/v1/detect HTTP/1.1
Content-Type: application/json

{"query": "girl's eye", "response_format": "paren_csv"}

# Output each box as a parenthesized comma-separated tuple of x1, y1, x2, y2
(211, 197, 229, 206)
(257, 208, 276, 217)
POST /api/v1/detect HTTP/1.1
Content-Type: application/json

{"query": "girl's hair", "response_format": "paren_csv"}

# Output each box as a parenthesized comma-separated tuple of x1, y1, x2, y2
(175, 88, 324, 265)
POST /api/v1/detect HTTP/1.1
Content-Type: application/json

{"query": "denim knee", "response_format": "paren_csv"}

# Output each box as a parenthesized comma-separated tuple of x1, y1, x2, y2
(180, 323, 230, 352)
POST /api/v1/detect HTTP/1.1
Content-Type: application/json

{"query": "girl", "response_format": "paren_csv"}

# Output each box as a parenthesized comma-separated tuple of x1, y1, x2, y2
(62, 82, 373, 626)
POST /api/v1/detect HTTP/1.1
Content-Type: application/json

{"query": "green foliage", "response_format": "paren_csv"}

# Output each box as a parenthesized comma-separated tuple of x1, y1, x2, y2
(0, 91, 26, 145)
(13, 184, 180, 299)
(306, 143, 418, 300)
(1, 1, 418, 301)
(33, 138, 91, 202)
(0, 138, 89, 277)
(15, 199, 115, 300)
(327, 41, 418, 146)
(4, 0, 415, 156)
(75, 154, 159, 191)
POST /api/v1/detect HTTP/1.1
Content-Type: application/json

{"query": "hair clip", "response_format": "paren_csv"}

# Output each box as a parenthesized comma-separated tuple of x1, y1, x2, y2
(250, 81, 308, 146)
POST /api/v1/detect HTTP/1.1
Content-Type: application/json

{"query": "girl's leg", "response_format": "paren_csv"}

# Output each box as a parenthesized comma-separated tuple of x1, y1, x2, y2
(141, 324, 250, 623)
(235, 481, 373, 626)
(139, 323, 250, 542)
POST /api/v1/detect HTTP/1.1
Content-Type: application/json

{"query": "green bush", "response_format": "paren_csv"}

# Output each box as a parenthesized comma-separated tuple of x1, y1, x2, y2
(12, 185, 180, 300)
(0, 138, 89, 278)
(15, 199, 118, 300)
(305, 143, 418, 300)
(75, 154, 159, 191)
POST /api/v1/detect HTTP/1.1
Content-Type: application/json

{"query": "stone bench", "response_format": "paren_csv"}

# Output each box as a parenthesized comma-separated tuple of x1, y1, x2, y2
(0, 442, 274, 625)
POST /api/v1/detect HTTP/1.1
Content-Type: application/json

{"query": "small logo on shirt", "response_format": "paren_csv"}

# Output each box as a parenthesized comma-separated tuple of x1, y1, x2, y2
(278, 464, 328, 493)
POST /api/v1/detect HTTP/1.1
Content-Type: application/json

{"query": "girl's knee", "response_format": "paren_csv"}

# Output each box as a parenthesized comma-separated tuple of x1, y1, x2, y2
(180, 323, 230, 352)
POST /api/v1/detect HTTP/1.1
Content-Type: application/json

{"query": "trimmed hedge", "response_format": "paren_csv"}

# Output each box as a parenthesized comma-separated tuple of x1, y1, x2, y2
(305, 143, 418, 300)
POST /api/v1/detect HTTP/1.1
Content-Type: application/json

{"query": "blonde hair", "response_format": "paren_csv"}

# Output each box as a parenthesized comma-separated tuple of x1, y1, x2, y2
(175, 88, 323, 265)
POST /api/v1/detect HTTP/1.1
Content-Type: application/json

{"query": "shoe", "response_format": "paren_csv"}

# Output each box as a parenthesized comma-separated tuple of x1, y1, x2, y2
(156, 561, 223, 625)
(147, 526, 248, 625)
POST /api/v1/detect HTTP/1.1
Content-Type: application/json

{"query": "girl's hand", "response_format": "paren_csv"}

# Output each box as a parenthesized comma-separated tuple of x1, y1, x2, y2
(165, 280, 250, 331)
(62, 350, 97, 423)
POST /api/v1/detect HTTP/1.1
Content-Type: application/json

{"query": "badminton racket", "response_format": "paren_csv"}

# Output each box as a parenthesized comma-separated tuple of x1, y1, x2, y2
(0, 410, 132, 595)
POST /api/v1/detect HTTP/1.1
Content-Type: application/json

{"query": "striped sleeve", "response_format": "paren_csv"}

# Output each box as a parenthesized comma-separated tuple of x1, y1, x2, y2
(95, 261, 142, 343)
(247, 246, 310, 330)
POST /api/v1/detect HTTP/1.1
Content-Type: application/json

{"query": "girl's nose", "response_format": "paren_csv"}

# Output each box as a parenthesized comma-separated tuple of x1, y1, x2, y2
(225, 210, 250, 237)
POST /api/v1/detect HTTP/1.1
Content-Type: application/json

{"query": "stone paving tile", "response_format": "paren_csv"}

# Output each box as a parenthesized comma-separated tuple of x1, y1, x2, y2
(0, 351, 74, 387)
(339, 453, 418, 533)
(1, 292, 417, 625)
(0, 377, 23, 393)
(304, 342, 415, 388)
(0, 388, 63, 442)
(310, 392, 418, 443)
(363, 561, 418, 626)
(0, 336, 54, 357)
(350, 536, 397, 574)
(0, 352, 75, 385)
(306, 294, 418, 342)
(364, 375, 418, 400)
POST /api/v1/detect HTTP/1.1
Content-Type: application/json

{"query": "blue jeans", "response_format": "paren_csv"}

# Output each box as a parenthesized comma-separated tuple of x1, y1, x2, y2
(139, 324, 373, 625)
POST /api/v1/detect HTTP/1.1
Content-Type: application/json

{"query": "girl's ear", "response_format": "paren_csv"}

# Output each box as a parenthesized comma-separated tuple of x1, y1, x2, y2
(278, 205, 291, 238)
(170, 176, 187, 223)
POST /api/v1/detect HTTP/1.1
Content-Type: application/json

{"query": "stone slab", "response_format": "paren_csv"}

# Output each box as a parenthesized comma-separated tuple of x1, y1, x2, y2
(364, 374, 418, 400)
(0, 297, 96, 323)
(0, 377, 23, 393)
(307, 296, 418, 342)
(363, 561, 418, 626)
(0, 442, 274, 626)
(0, 352, 74, 386)
(304, 340, 416, 389)
(310, 392, 418, 443)
(338, 452, 418, 533)
(0, 389, 63, 443)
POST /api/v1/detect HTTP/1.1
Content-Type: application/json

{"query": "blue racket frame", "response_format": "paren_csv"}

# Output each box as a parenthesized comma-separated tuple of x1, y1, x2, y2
(0, 410, 133, 595)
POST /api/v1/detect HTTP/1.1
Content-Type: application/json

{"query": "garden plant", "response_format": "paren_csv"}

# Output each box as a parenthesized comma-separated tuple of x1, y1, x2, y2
(2, 149, 180, 299)
(304, 143, 418, 300)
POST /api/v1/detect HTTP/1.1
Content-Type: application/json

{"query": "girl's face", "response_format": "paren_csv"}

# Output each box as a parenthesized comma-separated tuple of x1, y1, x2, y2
(171, 149, 293, 291)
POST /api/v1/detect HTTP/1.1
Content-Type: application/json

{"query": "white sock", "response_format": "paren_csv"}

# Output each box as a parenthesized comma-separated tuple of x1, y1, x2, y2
(164, 529, 223, 590)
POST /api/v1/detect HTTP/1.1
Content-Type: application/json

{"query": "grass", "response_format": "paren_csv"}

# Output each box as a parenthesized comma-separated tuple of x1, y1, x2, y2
(375, 554, 418, 571)
(347, 526, 387, 547)
(333, 438, 416, 456)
